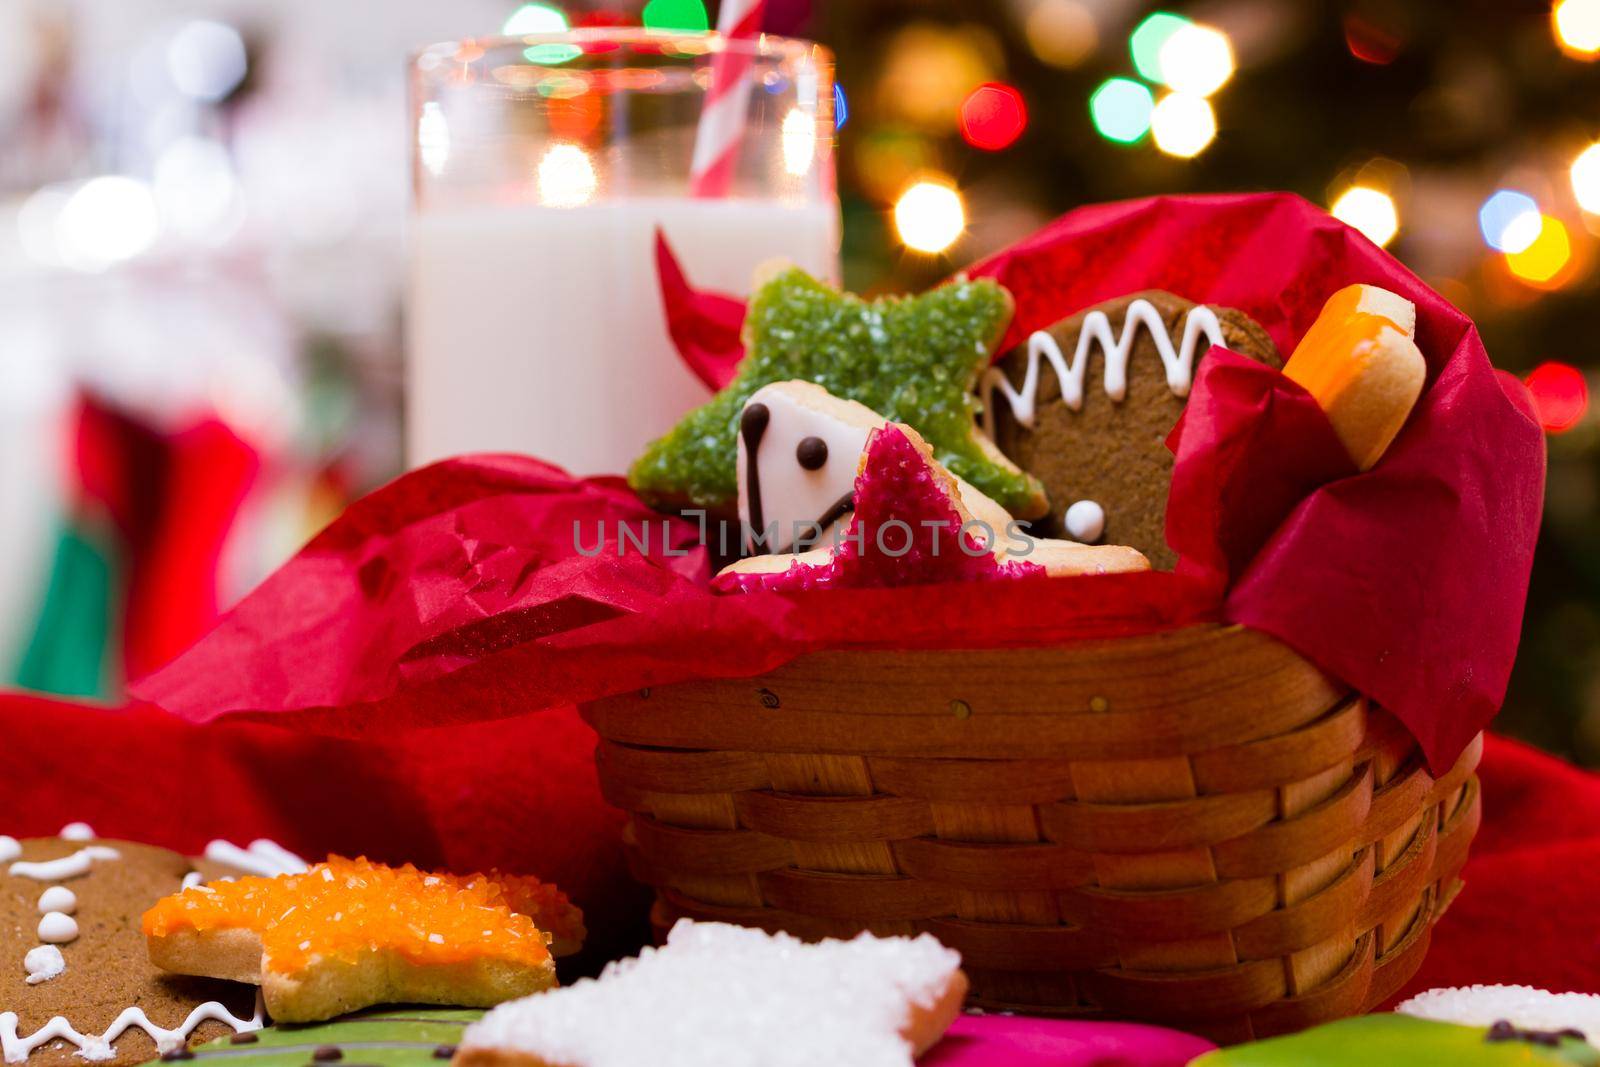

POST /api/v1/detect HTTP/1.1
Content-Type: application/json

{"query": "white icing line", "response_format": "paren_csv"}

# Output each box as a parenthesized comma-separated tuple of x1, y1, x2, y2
(0, 994, 262, 1063)
(203, 839, 307, 878)
(7, 846, 120, 882)
(181, 871, 204, 890)
(36, 888, 75, 915)
(22, 947, 63, 986)
(0, 839, 19, 864)
(57, 824, 94, 843)
(979, 300, 1225, 435)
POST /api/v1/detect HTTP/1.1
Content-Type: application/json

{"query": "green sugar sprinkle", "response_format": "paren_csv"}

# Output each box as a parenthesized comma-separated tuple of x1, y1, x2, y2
(628, 268, 1045, 518)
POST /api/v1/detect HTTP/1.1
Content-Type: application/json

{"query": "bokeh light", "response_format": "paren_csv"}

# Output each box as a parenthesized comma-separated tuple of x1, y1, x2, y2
(781, 107, 816, 176)
(641, 0, 709, 33)
(1130, 12, 1192, 83)
(1344, 14, 1402, 64)
(153, 137, 244, 244)
(1025, 0, 1098, 69)
(1156, 23, 1234, 96)
(166, 20, 247, 103)
(894, 178, 965, 254)
(1572, 143, 1600, 214)
(1553, 0, 1600, 57)
(1526, 361, 1590, 433)
(1150, 92, 1216, 158)
(502, 3, 568, 35)
(56, 177, 160, 271)
(418, 102, 450, 176)
(1479, 190, 1542, 253)
(876, 24, 997, 131)
(1331, 186, 1399, 247)
(959, 83, 1028, 151)
(1090, 78, 1154, 144)
(537, 143, 598, 207)
(1505, 215, 1573, 285)
(503, 2, 581, 62)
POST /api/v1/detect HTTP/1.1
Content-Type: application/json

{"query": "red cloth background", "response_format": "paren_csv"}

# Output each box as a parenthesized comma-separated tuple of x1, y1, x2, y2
(1, 692, 1595, 997)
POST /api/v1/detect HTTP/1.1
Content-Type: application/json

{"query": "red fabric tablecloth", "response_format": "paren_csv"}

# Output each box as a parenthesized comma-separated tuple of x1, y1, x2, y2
(2, 694, 1593, 995)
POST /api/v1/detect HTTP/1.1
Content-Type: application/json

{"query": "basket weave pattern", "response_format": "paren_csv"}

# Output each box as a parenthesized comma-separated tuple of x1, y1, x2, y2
(581, 624, 1481, 1044)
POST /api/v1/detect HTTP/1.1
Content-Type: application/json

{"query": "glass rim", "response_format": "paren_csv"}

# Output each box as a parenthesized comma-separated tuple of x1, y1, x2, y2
(410, 28, 832, 69)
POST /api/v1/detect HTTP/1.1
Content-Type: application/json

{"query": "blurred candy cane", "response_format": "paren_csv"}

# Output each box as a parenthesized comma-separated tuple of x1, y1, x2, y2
(687, 0, 766, 198)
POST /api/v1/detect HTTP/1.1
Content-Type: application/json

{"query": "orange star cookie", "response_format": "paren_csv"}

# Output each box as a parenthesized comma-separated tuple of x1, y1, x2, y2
(141, 857, 584, 1023)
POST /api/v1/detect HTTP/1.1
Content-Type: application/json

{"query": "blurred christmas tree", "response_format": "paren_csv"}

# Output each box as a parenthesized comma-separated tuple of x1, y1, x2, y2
(802, 0, 1600, 762)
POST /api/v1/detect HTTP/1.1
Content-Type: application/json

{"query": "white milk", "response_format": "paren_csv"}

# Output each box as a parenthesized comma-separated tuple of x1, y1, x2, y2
(406, 197, 839, 476)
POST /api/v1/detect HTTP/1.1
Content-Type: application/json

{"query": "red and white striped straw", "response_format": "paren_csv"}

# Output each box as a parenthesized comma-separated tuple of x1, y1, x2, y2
(687, 0, 766, 198)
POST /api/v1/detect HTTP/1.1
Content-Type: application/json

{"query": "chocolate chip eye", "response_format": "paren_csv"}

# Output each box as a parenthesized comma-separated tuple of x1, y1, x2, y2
(796, 436, 828, 470)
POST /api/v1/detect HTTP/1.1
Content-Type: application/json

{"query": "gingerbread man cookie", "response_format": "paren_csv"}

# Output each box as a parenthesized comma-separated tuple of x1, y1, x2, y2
(1, 828, 261, 1067)
(981, 290, 1280, 569)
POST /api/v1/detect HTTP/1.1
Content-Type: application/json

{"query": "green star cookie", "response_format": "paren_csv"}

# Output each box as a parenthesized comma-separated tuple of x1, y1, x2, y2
(628, 267, 1048, 519)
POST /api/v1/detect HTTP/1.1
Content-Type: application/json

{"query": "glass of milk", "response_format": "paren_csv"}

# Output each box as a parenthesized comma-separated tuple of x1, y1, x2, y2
(406, 30, 839, 475)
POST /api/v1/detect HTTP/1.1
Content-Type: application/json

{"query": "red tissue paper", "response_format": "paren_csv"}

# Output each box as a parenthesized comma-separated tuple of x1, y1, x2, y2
(131, 193, 1543, 775)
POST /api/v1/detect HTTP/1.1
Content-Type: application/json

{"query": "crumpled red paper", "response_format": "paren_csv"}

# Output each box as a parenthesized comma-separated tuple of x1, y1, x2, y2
(134, 193, 1543, 773)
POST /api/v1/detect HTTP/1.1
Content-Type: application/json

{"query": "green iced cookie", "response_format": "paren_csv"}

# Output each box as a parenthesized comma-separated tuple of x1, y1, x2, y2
(628, 267, 1047, 519)
(187, 1007, 481, 1066)
(1193, 1015, 1599, 1066)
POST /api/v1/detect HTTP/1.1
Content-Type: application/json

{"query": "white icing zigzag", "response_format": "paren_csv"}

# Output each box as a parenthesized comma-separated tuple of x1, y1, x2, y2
(0, 994, 263, 1063)
(978, 299, 1225, 435)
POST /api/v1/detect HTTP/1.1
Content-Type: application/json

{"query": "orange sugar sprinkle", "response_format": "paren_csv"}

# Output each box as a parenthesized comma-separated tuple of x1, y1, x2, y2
(142, 857, 578, 974)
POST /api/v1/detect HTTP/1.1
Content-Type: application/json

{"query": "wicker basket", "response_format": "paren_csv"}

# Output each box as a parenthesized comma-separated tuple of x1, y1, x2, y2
(580, 623, 1481, 1044)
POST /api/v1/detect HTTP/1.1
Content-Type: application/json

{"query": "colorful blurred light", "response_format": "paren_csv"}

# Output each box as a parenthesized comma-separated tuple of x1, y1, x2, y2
(834, 83, 849, 129)
(1025, 0, 1098, 69)
(1331, 186, 1399, 247)
(1343, 15, 1402, 64)
(503, 2, 568, 35)
(1157, 23, 1234, 96)
(1505, 215, 1573, 285)
(1150, 92, 1216, 158)
(537, 143, 598, 207)
(894, 178, 965, 254)
(1554, 0, 1600, 57)
(1089, 77, 1154, 144)
(504, 2, 579, 63)
(959, 83, 1028, 151)
(1479, 190, 1542, 253)
(641, 0, 709, 33)
(1525, 361, 1589, 433)
(1130, 12, 1192, 83)
(1572, 143, 1600, 213)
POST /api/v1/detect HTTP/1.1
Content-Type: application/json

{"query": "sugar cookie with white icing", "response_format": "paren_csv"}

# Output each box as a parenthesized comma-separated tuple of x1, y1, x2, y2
(982, 290, 1280, 569)
(737, 381, 1012, 556)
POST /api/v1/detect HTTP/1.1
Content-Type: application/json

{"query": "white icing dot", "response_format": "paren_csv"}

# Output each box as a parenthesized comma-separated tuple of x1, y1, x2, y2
(0, 836, 18, 863)
(38, 912, 79, 944)
(37, 886, 76, 915)
(1064, 500, 1106, 544)
(58, 822, 95, 842)
(24, 945, 65, 985)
